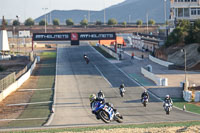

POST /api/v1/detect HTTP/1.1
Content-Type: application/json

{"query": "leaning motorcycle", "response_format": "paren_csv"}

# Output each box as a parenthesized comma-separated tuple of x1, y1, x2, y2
(142, 96, 148, 107)
(120, 88, 125, 97)
(164, 102, 172, 115)
(91, 101, 123, 123)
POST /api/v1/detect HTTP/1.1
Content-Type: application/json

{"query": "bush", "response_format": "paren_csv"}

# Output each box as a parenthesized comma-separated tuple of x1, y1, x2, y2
(198, 46, 200, 53)
(0, 66, 4, 72)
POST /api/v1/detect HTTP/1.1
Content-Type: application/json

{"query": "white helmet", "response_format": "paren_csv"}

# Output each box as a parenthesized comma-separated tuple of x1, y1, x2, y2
(166, 95, 169, 98)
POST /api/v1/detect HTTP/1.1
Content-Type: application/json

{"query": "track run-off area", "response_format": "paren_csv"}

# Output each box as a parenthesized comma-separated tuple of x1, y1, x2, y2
(46, 42, 200, 127)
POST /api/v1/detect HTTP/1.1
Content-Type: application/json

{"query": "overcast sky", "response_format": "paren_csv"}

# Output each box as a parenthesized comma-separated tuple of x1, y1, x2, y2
(0, 0, 125, 21)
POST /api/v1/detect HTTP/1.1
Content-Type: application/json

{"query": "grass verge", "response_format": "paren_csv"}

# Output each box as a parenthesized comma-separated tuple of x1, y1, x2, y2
(7, 51, 56, 128)
(8, 121, 200, 133)
(92, 45, 115, 59)
(173, 98, 200, 114)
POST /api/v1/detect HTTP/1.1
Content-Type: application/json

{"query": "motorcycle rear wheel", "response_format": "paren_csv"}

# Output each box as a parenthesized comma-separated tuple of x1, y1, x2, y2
(115, 113, 123, 123)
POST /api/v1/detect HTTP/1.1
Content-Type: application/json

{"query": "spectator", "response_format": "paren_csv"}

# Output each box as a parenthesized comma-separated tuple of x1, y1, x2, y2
(131, 52, 134, 59)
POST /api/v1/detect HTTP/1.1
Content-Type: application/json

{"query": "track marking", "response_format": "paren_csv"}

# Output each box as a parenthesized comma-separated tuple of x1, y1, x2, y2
(18, 88, 54, 91)
(0, 117, 48, 121)
(94, 65, 113, 88)
(7, 101, 53, 106)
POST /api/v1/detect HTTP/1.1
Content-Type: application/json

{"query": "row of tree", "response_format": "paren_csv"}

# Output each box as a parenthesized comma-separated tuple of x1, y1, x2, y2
(10, 18, 156, 27)
(165, 19, 200, 47)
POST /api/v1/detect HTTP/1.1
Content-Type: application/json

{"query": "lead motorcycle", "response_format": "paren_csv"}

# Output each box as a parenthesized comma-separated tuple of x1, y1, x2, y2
(142, 95, 148, 107)
(164, 102, 172, 115)
(91, 101, 123, 123)
(119, 87, 126, 97)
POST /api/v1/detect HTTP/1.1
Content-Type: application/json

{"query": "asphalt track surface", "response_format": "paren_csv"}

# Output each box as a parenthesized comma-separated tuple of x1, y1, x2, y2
(48, 42, 200, 127)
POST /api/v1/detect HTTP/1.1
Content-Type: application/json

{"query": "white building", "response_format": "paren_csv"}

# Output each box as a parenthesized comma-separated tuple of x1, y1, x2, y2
(170, 0, 200, 21)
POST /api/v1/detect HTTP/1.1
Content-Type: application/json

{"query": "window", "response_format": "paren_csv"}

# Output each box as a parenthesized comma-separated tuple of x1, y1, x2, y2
(184, 0, 190, 2)
(184, 8, 189, 17)
(178, 0, 183, 2)
(178, 8, 184, 17)
(191, 0, 197, 2)
(191, 8, 197, 15)
(198, 8, 200, 15)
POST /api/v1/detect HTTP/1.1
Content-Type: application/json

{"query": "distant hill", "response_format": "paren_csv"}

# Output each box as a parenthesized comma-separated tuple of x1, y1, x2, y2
(35, 0, 170, 24)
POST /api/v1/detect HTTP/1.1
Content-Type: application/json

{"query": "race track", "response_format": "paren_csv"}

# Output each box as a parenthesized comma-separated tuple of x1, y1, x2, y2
(48, 42, 200, 126)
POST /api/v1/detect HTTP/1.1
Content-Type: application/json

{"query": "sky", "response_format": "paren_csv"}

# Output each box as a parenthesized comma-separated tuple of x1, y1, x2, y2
(0, 0, 125, 22)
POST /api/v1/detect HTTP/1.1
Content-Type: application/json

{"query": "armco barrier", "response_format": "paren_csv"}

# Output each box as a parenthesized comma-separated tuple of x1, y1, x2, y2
(141, 67, 162, 86)
(0, 58, 38, 102)
(141, 67, 168, 86)
(149, 55, 174, 67)
(99, 45, 119, 60)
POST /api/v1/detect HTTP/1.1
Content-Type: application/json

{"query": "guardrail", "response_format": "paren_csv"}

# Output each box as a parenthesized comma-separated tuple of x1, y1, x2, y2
(98, 44, 119, 60)
(0, 60, 33, 92)
(149, 55, 174, 67)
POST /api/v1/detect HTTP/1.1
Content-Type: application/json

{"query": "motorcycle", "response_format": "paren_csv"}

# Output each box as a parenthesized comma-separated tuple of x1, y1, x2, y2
(164, 102, 172, 115)
(84, 55, 89, 64)
(91, 101, 123, 123)
(120, 88, 126, 97)
(142, 96, 148, 107)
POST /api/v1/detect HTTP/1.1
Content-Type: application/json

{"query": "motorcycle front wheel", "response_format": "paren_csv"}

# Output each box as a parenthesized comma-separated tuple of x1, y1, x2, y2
(99, 110, 110, 123)
(115, 113, 123, 123)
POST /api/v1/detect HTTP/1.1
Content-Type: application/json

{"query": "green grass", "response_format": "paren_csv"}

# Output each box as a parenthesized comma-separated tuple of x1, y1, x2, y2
(8, 121, 200, 133)
(93, 46, 115, 59)
(169, 98, 200, 115)
(6, 52, 56, 128)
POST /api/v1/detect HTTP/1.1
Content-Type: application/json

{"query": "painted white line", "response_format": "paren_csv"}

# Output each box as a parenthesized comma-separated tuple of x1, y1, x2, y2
(90, 44, 200, 116)
(18, 88, 54, 91)
(0, 117, 48, 121)
(94, 65, 113, 88)
(7, 101, 53, 106)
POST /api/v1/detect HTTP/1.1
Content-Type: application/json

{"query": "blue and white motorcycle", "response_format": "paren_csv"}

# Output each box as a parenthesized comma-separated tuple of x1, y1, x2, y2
(91, 101, 123, 123)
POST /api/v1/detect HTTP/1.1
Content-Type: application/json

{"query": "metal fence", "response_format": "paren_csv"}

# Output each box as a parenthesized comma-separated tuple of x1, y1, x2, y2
(0, 72, 16, 92)
(0, 61, 33, 92)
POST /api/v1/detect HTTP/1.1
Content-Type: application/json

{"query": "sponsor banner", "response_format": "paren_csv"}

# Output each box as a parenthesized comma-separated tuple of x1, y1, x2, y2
(33, 33, 70, 41)
(78, 32, 116, 40)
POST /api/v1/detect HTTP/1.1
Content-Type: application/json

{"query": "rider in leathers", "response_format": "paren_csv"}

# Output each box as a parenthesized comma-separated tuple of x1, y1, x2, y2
(141, 90, 149, 102)
(163, 95, 173, 107)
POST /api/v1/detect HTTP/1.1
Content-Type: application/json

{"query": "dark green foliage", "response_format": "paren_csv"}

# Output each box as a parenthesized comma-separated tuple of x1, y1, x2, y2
(80, 19, 88, 26)
(0, 66, 4, 72)
(53, 19, 59, 25)
(198, 46, 200, 53)
(165, 19, 200, 47)
(95, 20, 102, 26)
(137, 20, 143, 26)
(66, 19, 74, 26)
(24, 18, 34, 26)
(12, 20, 20, 26)
(108, 18, 117, 26)
(39, 20, 47, 26)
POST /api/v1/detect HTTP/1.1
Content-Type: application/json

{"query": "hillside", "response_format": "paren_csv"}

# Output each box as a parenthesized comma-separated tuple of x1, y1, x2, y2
(168, 44, 200, 69)
(35, 0, 170, 24)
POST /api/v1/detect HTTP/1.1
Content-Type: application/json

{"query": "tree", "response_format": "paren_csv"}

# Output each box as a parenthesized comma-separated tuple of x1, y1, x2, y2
(39, 19, 47, 26)
(148, 19, 155, 26)
(108, 18, 117, 26)
(122, 21, 127, 27)
(24, 18, 34, 26)
(13, 20, 20, 26)
(66, 19, 74, 26)
(80, 19, 88, 27)
(95, 20, 102, 26)
(136, 20, 143, 26)
(53, 19, 60, 25)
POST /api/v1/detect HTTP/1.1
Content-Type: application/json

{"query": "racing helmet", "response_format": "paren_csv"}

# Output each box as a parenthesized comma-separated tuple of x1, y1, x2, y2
(166, 95, 169, 99)
(89, 94, 96, 102)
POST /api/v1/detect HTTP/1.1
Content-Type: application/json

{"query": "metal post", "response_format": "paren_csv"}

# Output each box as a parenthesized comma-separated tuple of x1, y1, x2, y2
(104, 0, 106, 25)
(184, 49, 188, 91)
(146, 12, 149, 34)
(164, 0, 167, 36)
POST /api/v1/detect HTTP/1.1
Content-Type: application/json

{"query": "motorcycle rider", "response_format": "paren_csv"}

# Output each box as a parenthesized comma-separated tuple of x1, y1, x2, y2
(119, 84, 125, 90)
(97, 90, 105, 99)
(83, 54, 89, 64)
(163, 95, 173, 107)
(141, 90, 149, 102)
